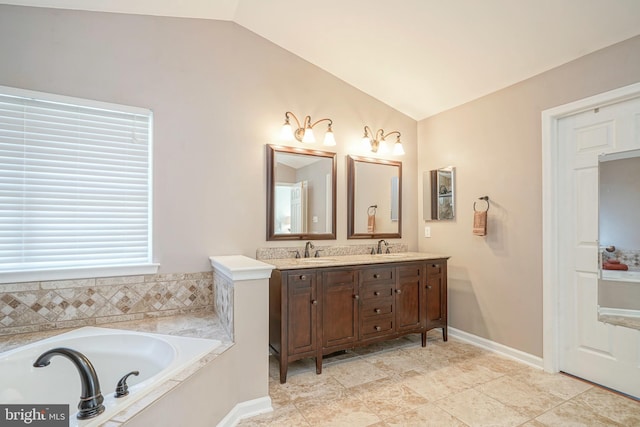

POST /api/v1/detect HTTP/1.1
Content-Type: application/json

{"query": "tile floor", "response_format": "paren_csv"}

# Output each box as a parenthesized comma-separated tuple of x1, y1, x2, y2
(238, 332, 640, 426)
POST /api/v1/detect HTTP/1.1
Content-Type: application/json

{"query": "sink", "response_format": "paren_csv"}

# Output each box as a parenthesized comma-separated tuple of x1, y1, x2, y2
(378, 253, 406, 258)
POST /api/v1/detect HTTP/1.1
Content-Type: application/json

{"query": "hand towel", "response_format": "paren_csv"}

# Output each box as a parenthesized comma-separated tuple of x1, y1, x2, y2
(473, 211, 487, 236)
(367, 214, 375, 233)
(603, 262, 628, 271)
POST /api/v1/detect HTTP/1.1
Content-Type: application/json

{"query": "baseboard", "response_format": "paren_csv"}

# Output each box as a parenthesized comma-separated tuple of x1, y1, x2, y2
(216, 396, 273, 427)
(598, 307, 640, 318)
(448, 327, 543, 370)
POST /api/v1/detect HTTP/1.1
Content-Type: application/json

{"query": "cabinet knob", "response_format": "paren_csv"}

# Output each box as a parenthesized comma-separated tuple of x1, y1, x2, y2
(431, 264, 438, 268)
(395, 289, 402, 294)
(373, 291, 380, 296)
(375, 326, 381, 331)
(427, 286, 432, 289)
(373, 274, 380, 279)
(374, 308, 381, 314)
(311, 299, 318, 305)
(300, 275, 306, 280)
(353, 295, 360, 300)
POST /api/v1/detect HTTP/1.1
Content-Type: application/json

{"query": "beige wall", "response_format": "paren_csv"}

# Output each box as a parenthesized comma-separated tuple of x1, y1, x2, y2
(417, 35, 640, 357)
(0, 5, 417, 275)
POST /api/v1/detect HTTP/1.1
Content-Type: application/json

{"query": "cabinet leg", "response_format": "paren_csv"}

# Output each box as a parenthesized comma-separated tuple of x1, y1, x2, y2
(279, 359, 288, 384)
(421, 332, 427, 347)
(442, 326, 448, 342)
(316, 355, 323, 374)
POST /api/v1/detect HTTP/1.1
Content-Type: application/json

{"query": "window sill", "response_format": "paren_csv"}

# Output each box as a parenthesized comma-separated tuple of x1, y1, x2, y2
(0, 264, 160, 284)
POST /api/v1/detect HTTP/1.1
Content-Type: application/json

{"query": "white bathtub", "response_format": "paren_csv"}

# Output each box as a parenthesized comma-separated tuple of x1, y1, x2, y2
(0, 327, 220, 426)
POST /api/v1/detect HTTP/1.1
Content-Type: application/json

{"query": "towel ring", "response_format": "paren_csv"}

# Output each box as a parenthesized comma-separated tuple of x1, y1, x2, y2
(473, 196, 490, 212)
(368, 205, 378, 216)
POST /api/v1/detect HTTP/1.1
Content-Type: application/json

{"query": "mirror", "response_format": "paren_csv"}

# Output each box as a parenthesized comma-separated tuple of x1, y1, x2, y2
(423, 166, 455, 220)
(347, 155, 402, 239)
(266, 145, 336, 240)
(598, 149, 640, 315)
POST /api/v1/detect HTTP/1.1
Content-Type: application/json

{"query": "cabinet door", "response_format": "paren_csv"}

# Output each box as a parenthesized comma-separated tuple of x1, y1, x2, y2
(396, 264, 425, 332)
(321, 269, 359, 349)
(426, 262, 446, 330)
(287, 271, 317, 355)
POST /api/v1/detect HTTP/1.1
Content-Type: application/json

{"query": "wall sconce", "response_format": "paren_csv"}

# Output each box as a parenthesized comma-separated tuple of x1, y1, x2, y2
(361, 126, 405, 155)
(280, 111, 336, 146)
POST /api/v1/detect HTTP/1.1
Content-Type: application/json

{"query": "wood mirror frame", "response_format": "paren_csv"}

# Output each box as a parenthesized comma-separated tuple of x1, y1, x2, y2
(266, 144, 337, 241)
(347, 155, 402, 239)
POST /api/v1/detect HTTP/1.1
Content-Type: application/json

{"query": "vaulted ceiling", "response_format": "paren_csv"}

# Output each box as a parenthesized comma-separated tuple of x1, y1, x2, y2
(4, 0, 640, 119)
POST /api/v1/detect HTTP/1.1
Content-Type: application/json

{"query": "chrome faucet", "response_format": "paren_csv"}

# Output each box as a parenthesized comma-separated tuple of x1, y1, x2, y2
(304, 241, 315, 258)
(377, 239, 388, 254)
(33, 347, 105, 420)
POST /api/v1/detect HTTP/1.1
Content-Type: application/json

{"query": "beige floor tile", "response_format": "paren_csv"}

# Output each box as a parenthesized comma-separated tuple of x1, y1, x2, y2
(350, 377, 430, 420)
(384, 402, 468, 426)
(512, 369, 592, 400)
(571, 387, 640, 426)
(295, 393, 383, 427)
(436, 388, 530, 427)
(324, 358, 389, 388)
(476, 374, 565, 418)
(402, 366, 478, 401)
(367, 348, 433, 376)
(274, 370, 349, 404)
(236, 404, 310, 426)
(534, 400, 625, 426)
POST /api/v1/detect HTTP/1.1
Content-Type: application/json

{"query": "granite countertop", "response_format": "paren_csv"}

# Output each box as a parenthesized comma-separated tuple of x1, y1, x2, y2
(264, 251, 450, 270)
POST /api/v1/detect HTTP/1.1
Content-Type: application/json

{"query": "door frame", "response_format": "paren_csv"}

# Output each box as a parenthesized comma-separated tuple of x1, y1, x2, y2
(542, 81, 640, 373)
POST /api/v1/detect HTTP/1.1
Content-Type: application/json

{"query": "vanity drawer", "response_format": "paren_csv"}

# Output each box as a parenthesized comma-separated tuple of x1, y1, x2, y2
(361, 266, 394, 284)
(361, 316, 394, 339)
(361, 298, 394, 318)
(287, 270, 314, 284)
(427, 262, 444, 276)
(361, 282, 394, 300)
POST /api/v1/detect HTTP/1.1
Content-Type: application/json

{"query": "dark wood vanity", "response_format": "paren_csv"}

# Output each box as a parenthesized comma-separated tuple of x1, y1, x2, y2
(268, 254, 448, 383)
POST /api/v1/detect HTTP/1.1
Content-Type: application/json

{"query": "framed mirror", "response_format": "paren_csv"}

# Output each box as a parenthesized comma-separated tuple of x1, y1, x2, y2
(347, 155, 402, 239)
(266, 144, 337, 240)
(423, 166, 455, 220)
(598, 148, 640, 315)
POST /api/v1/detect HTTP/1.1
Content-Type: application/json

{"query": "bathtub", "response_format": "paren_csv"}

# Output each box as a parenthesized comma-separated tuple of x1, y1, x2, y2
(0, 327, 221, 426)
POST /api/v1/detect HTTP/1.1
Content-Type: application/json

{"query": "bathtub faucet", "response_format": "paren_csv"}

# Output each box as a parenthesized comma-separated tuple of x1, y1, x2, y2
(33, 347, 105, 420)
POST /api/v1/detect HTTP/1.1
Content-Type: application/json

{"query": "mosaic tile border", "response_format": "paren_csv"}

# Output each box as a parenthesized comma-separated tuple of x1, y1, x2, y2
(213, 271, 234, 339)
(256, 243, 409, 260)
(0, 272, 214, 336)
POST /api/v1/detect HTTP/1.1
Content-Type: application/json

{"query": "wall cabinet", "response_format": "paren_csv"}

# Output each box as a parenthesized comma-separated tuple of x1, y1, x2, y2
(269, 259, 448, 383)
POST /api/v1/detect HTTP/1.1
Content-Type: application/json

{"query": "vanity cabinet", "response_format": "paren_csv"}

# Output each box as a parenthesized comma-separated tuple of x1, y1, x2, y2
(269, 258, 448, 383)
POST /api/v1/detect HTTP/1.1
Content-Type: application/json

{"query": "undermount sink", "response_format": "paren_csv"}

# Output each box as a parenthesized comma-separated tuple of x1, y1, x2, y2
(299, 258, 336, 263)
(378, 253, 406, 258)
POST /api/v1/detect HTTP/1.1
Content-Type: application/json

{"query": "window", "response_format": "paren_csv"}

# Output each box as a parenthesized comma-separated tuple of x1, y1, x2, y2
(0, 86, 156, 283)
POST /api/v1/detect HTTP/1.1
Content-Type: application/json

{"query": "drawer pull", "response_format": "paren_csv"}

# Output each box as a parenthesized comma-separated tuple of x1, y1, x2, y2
(374, 308, 381, 314)
(427, 285, 432, 290)
(311, 299, 318, 305)
(395, 289, 402, 294)
(373, 273, 380, 279)
(353, 294, 360, 300)
(300, 275, 306, 280)
(375, 326, 381, 331)
(431, 264, 438, 268)
(373, 291, 380, 296)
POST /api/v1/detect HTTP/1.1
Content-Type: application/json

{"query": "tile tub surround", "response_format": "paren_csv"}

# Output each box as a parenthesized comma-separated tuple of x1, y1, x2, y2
(239, 332, 640, 426)
(0, 272, 213, 336)
(256, 243, 409, 260)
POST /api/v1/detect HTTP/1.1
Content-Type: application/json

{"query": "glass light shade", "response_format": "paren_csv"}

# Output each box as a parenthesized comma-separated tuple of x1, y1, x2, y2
(392, 141, 405, 156)
(280, 123, 294, 141)
(302, 127, 316, 143)
(362, 136, 372, 150)
(378, 138, 388, 154)
(323, 129, 336, 146)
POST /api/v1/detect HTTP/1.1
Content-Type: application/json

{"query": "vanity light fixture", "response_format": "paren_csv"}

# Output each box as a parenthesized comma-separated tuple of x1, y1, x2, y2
(361, 126, 405, 155)
(280, 111, 336, 146)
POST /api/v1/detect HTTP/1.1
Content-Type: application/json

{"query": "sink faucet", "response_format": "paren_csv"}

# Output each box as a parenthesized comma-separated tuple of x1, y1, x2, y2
(377, 239, 388, 254)
(304, 241, 315, 258)
(33, 347, 105, 420)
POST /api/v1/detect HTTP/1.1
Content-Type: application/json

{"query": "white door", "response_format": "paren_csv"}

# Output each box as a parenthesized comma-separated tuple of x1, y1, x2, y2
(557, 96, 640, 398)
(289, 181, 307, 234)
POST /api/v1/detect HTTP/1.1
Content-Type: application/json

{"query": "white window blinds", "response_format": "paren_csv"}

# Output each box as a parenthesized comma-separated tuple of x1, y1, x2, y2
(0, 87, 153, 278)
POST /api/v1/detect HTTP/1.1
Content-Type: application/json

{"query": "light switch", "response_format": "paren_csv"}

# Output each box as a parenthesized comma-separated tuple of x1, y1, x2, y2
(424, 226, 431, 238)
